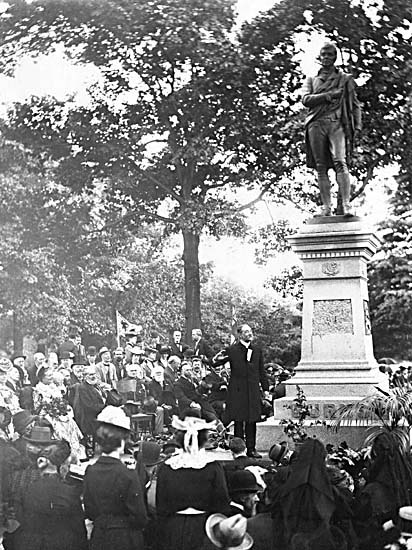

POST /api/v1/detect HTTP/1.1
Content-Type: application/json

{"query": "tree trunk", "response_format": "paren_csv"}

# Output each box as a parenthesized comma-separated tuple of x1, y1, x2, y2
(12, 310, 23, 353)
(182, 230, 201, 339)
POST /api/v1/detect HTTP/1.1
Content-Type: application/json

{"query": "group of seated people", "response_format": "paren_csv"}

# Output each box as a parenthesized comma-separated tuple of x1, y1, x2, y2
(0, 328, 236, 460)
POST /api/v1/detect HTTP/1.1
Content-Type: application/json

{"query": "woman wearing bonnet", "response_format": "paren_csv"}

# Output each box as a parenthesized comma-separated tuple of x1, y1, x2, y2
(155, 410, 230, 550)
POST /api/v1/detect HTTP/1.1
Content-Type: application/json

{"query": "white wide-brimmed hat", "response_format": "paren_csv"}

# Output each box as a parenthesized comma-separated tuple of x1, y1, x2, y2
(96, 406, 130, 431)
(205, 513, 253, 550)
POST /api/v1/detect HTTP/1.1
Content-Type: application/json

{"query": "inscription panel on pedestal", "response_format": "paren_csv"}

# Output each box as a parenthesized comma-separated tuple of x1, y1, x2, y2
(312, 299, 354, 336)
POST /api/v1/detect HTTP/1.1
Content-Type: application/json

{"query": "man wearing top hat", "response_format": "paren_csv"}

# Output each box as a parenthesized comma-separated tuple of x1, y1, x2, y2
(224, 324, 269, 459)
(86, 346, 97, 366)
(59, 350, 75, 372)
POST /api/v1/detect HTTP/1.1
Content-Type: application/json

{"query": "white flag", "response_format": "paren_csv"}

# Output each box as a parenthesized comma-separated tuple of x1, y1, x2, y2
(116, 311, 142, 344)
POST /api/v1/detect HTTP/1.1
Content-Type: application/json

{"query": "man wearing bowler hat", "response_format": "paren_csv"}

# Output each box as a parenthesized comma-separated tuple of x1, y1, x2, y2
(226, 469, 262, 518)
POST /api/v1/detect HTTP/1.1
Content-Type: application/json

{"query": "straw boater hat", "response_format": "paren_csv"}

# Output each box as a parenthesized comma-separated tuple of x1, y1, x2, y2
(96, 406, 131, 431)
(98, 346, 111, 358)
(205, 513, 253, 550)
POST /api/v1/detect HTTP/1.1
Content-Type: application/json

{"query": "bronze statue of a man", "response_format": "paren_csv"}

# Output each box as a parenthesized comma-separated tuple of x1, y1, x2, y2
(302, 42, 362, 217)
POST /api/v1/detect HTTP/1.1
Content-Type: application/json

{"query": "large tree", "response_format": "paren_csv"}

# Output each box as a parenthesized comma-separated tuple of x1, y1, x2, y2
(0, 0, 310, 337)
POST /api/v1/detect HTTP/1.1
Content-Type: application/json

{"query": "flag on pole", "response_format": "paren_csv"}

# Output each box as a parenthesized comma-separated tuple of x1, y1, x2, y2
(116, 311, 142, 346)
(230, 305, 238, 344)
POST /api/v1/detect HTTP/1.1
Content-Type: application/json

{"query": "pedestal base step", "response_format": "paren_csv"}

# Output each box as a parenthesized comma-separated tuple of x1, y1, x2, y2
(256, 417, 373, 452)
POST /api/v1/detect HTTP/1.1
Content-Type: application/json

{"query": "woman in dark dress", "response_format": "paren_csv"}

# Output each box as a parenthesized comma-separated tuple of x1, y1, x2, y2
(83, 405, 148, 550)
(272, 438, 342, 550)
(12, 439, 87, 550)
(354, 431, 412, 550)
(156, 412, 230, 550)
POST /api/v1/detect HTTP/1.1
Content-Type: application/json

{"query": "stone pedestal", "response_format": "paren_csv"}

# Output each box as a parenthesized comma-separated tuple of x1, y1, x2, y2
(269, 216, 388, 449)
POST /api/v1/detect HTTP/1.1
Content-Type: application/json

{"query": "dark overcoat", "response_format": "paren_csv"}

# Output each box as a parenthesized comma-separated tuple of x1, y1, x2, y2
(72, 382, 105, 436)
(84, 456, 148, 550)
(225, 342, 268, 422)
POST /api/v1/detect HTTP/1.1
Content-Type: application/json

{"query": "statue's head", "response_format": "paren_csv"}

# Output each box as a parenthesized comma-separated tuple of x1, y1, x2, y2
(319, 42, 338, 67)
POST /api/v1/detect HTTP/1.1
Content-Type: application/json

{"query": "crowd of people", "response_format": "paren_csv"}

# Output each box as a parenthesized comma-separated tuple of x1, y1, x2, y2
(0, 325, 412, 550)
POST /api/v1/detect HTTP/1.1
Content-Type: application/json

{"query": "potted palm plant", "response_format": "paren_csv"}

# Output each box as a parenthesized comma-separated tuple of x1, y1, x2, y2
(331, 383, 412, 452)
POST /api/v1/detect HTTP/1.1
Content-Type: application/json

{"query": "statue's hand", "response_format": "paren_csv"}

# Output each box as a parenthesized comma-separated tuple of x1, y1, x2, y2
(329, 89, 342, 100)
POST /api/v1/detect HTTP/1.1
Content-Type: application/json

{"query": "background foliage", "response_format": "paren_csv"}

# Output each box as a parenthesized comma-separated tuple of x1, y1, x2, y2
(0, 0, 411, 361)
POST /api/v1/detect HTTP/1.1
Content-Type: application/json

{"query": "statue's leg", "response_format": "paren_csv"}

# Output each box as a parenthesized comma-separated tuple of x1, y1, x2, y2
(317, 166, 332, 216)
(308, 122, 331, 215)
(330, 122, 354, 216)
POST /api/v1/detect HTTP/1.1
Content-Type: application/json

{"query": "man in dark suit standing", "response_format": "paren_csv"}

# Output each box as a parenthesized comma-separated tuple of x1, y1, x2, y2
(192, 328, 213, 363)
(225, 324, 269, 458)
(169, 330, 188, 360)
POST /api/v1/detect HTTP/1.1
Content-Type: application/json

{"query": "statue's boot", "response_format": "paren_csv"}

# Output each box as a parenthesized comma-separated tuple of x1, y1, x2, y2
(315, 172, 332, 216)
(336, 167, 355, 217)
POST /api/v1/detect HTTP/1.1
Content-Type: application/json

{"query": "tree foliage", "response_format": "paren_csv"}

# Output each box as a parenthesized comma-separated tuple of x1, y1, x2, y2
(244, 0, 412, 196)
(200, 277, 301, 366)
(0, 0, 314, 335)
(368, 105, 412, 359)
(0, 0, 411, 353)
